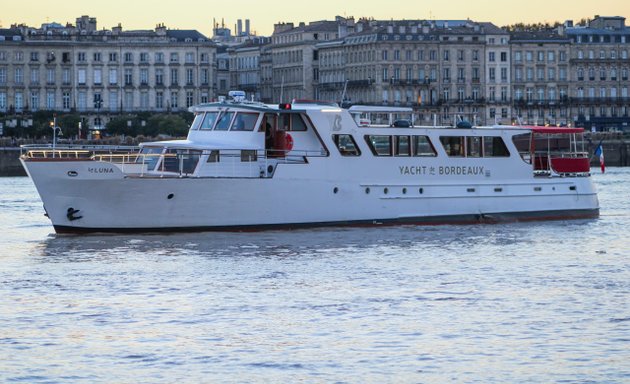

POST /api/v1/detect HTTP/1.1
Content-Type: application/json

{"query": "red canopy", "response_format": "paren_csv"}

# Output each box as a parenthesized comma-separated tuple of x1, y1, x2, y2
(520, 125, 584, 134)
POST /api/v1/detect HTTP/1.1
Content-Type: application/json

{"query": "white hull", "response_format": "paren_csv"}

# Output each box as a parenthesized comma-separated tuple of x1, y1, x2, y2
(22, 158, 599, 233)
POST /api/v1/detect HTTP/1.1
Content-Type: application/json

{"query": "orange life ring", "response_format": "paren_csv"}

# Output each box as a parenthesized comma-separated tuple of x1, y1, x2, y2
(285, 133, 294, 151)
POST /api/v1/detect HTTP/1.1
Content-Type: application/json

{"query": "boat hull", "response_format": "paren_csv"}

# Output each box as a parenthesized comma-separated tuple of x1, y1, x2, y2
(22, 159, 600, 234)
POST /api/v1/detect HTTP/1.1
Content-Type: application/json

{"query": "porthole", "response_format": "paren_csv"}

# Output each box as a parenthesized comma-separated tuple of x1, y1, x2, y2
(402, 188, 407, 194)
(365, 187, 370, 194)
(419, 188, 424, 194)
(384, 187, 389, 194)
(333, 187, 339, 194)
(167, 193, 174, 199)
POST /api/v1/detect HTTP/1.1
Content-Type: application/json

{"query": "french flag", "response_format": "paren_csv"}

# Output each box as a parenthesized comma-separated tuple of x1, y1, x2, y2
(595, 145, 605, 173)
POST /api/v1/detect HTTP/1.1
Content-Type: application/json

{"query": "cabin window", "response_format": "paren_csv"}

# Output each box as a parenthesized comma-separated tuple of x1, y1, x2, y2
(483, 136, 510, 157)
(366, 135, 393, 156)
(413, 136, 437, 157)
(395, 136, 411, 156)
(512, 133, 532, 163)
(333, 134, 361, 156)
(199, 112, 219, 130)
(160, 149, 201, 174)
(215, 111, 235, 131)
(206, 150, 220, 163)
(191, 113, 204, 130)
(137, 146, 163, 170)
(440, 136, 465, 157)
(290, 114, 308, 131)
(466, 137, 482, 158)
(241, 150, 257, 162)
(231, 112, 258, 131)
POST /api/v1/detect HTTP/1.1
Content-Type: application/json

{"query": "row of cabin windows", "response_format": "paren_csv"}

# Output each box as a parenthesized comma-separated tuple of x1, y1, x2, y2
(333, 134, 510, 158)
(191, 111, 308, 132)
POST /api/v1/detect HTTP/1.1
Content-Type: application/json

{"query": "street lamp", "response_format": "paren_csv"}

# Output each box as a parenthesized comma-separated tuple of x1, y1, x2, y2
(50, 114, 63, 158)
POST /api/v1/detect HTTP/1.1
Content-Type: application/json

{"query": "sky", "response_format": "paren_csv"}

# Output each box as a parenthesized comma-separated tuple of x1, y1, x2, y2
(1, 0, 629, 37)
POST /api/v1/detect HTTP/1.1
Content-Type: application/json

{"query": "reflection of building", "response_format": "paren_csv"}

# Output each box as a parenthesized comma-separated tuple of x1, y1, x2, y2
(566, 16, 630, 131)
(0, 16, 216, 129)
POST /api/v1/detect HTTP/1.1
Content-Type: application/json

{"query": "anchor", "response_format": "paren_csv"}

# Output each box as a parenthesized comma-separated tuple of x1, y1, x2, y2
(66, 207, 83, 221)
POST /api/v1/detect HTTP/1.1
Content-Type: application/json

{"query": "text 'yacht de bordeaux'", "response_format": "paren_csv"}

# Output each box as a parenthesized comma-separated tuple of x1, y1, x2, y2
(21, 91, 599, 233)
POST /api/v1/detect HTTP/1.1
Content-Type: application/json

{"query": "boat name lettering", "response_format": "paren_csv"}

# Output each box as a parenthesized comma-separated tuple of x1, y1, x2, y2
(439, 166, 484, 176)
(88, 167, 114, 174)
(399, 165, 485, 176)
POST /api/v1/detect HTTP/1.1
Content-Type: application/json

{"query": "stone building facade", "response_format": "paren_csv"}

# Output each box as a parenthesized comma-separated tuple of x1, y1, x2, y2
(0, 16, 216, 129)
(566, 16, 630, 130)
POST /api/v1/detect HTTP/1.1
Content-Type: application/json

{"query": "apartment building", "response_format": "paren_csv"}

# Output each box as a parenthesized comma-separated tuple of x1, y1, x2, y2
(269, 17, 354, 102)
(510, 31, 572, 125)
(566, 16, 630, 130)
(0, 16, 216, 128)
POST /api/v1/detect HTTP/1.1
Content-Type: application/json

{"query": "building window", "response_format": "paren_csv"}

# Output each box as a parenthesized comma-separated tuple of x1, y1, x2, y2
(156, 69, 164, 85)
(155, 52, 164, 63)
(15, 67, 24, 84)
(170, 52, 179, 63)
(0, 92, 6, 112)
(62, 92, 71, 110)
(186, 91, 194, 108)
(77, 52, 86, 62)
(93, 52, 101, 62)
(141, 92, 149, 110)
(140, 52, 149, 63)
(171, 68, 179, 85)
(488, 52, 495, 62)
(156, 91, 164, 109)
(109, 90, 118, 111)
(30, 91, 39, 111)
(140, 68, 149, 85)
(109, 52, 117, 62)
(15, 92, 24, 112)
(46, 91, 55, 110)
(200, 69, 209, 85)
(185, 52, 194, 64)
(93, 68, 102, 85)
(124, 52, 133, 63)
(109, 68, 118, 85)
(30, 68, 39, 84)
(78, 91, 86, 111)
(186, 68, 194, 85)
(78, 69, 86, 85)
(170, 92, 178, 109)
(124, 69, 133, 86)
(124, 92, 133, 111)
(30, 52, 39, 62)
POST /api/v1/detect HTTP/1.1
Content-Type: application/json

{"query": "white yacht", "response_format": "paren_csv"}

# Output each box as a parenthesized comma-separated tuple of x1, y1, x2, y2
(21, 92, 599, 233)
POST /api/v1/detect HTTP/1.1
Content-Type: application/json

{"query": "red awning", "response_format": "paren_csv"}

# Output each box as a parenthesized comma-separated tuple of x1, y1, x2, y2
(519, 125, 584, 134)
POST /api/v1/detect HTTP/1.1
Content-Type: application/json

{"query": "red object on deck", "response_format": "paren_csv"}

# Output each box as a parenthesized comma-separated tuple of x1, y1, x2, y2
(522, 126, 585, 134)
(550, 157, 591, 173)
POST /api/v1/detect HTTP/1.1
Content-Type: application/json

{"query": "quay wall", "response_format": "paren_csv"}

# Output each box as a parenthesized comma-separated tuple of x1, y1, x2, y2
(0, 148, 25, 176)
(2, 140, 629, 177)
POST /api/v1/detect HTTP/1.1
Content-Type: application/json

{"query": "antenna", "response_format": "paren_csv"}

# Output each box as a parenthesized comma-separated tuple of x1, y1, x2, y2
(340, 79, 349, 106)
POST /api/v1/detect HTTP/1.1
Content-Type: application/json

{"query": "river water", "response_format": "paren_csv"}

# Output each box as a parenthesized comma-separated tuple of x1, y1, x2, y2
(1, 171, 629, 383)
